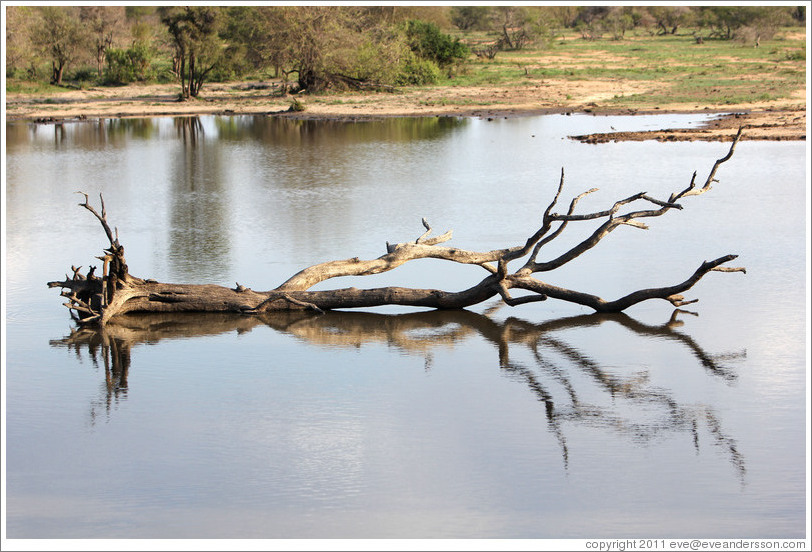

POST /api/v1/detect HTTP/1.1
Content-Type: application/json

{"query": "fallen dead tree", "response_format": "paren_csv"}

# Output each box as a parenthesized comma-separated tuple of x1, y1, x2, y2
(49, 128, 746, 326)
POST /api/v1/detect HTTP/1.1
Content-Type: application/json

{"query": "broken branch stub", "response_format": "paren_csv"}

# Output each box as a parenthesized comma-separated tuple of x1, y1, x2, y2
(49, 129, 746, 325)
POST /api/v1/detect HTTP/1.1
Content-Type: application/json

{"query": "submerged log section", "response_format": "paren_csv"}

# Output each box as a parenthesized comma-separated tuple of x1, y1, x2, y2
(49, 129, 746, 325)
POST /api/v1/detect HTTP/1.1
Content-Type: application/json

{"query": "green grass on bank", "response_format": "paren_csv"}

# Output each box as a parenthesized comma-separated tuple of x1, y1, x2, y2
(443, 26, 805, 106)
(5, 80, 71, 95)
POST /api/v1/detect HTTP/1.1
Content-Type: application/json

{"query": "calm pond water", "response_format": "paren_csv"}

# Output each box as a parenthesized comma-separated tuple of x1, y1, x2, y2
(3, 113, 808, 540)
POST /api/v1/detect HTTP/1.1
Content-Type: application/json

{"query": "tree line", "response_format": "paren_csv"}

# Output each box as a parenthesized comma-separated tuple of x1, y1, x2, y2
(5, 5, 804, 98)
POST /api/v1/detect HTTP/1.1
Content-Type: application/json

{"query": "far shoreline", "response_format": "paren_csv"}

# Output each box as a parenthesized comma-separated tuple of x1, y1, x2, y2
(5, 81, 806, 142)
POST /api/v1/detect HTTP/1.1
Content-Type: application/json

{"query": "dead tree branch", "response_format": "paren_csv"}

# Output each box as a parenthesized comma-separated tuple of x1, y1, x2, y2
(49, 129, 746, 325)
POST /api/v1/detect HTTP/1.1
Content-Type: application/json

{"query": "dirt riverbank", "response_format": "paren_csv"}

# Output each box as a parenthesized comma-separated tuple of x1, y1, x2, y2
(5, 80, 806, 142)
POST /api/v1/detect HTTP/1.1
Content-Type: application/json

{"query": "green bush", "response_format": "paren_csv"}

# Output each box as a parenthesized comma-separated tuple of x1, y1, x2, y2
(404, 19, 470, 67)
(397, 54, 442, 85)
(105, 44, 154, 84)
(70, 66, 98, 85)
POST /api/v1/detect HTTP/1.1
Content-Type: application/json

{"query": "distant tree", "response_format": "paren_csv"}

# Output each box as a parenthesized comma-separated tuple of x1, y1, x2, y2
(647, 6, 693, 35)
(159, 6, 224, 98)
(246, 6, 339, 91)
(547, 6, 580, 29)
(492, 6, 537, 50)
(695, 6, 746, 39)
(222, 6, 287, 78)
(125, 6, 160, 46)
(256, 6, 409, 93)
(31, 6, 88, 85)
(602, 7, 636, 40)
(695, 6, 793, 42)
(79, 6, 125, 78)
(575, 6, 611, 26)
(4, 6, 36, 77)
(450, 6, 492, 31)
(525, 7, 566, 46)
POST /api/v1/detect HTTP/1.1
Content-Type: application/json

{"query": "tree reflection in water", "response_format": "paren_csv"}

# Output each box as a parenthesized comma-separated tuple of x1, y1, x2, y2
(50, 307, 746, 479)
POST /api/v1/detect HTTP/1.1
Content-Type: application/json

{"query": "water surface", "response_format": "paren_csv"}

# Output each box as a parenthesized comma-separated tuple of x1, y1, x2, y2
(4, 113, 808, 539)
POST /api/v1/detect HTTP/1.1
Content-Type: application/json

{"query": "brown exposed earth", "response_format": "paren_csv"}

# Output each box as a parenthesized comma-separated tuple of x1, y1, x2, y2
(5, 78, 806, 142)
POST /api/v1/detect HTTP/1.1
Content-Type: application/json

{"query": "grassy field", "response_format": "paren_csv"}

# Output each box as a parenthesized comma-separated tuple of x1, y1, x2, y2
(446, 26, 806, 107)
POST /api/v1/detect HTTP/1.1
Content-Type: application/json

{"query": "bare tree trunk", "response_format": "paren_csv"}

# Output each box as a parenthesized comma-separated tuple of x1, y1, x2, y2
(51, 61, 65, 85)
(188, 51, 199, 97)
(178, 54, 189, 99)
(49, 129, 746, 326)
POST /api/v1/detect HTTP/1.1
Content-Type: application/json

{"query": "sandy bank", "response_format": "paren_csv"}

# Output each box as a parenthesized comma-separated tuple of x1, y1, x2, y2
(5, 81, 806, 142)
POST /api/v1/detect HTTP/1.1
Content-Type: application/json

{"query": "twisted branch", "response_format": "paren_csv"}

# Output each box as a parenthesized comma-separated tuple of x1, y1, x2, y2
(50, 129, 746, 324)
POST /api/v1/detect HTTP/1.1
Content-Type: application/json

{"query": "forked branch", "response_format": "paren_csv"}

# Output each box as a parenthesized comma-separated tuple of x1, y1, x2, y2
(49, 129, 746, 325)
